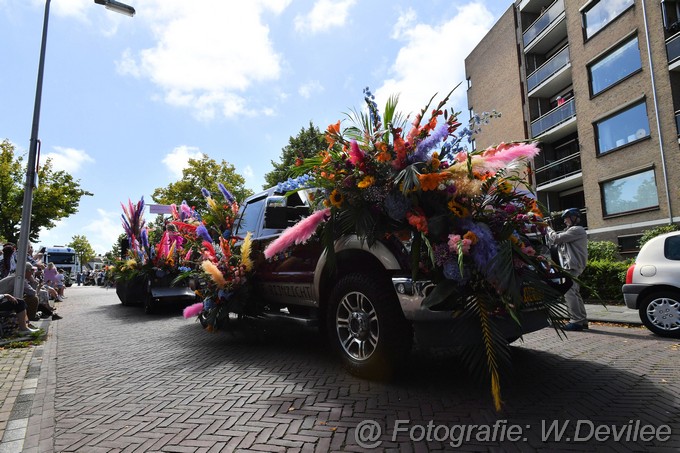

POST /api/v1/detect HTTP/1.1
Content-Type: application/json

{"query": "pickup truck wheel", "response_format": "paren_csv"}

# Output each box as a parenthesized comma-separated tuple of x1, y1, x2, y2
(327, 273, 412, 379)
(639, 291, 680, 338)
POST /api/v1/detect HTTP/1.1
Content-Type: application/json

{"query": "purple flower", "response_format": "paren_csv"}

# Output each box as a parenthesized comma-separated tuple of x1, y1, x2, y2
(462, 221, 498, 274)
(218, 183, 235, 204)
(443, 259, 469, 285)
(410, 123, 450, 163)
(196, 225, 212, 243)
(384, 192, 410, 221)
(140, 228, 149, 249)
(201, 188, 211, 198)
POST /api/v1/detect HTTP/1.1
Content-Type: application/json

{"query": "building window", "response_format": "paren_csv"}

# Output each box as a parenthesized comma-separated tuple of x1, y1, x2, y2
(595, 101, 650, 155)
(662, 0, 680, 32)
(588, 36, 641, 96)
(601, 169, 658, 216)
(583, 0, 634, 39)
(467, 77, 472, 89)
(618, 234, 642, 254)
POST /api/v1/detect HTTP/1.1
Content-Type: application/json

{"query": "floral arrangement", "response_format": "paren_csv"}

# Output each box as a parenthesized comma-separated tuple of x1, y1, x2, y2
(264, 87, 568, 410)
(180, 185, 256, 330)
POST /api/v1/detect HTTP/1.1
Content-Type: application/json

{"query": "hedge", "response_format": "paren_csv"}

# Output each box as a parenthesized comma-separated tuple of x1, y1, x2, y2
(580, 259, 631, 303)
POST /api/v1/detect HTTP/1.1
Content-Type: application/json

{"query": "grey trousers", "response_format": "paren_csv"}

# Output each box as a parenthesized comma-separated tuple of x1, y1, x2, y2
(565, 280, 587, 324)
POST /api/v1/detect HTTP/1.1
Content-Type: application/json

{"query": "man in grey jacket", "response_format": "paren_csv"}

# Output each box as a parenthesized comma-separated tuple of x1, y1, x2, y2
(547, 208, 589, 331)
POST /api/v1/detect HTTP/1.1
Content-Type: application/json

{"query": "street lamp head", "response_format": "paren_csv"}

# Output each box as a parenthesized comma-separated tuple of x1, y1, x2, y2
(94, 0, 136, 17)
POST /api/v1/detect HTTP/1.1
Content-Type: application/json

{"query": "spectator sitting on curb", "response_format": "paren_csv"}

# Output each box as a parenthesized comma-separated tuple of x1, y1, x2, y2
(0, 262, 61, 321)
(0, 293, 39, 334)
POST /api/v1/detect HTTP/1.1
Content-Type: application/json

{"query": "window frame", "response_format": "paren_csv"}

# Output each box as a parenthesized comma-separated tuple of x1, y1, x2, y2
(582, 0, 635, 41)
(593, 99, 651, 156)
(600, 168, 659, 218)
(587, 34, 642, 97)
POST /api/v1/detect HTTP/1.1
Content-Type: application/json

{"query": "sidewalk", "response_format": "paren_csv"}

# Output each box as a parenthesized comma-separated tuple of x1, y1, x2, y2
(0, 302, 642, 452)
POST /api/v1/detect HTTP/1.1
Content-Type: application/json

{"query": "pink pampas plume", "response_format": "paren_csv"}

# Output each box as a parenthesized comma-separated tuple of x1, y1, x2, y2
(264, 208, 330, 259)
(183, 302, 204, 319)
(479, 142, 540, 170)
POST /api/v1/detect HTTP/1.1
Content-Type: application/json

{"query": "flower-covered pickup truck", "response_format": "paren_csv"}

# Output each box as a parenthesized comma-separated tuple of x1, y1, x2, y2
(225, 185, 568, 381)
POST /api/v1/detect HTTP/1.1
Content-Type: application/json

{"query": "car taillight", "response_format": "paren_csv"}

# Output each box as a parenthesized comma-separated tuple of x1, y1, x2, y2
(625, 264, 636, 284)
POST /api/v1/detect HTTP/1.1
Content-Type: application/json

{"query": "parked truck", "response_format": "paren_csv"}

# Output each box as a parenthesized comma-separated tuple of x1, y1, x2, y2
(221, 187, 565, 378)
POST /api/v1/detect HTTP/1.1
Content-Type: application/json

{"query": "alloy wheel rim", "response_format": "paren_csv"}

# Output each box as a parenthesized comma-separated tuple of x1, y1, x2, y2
(336, 291, 379, 361)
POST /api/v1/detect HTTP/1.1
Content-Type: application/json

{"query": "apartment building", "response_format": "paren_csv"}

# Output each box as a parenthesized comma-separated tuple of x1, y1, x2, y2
(465, 0, 680, 253)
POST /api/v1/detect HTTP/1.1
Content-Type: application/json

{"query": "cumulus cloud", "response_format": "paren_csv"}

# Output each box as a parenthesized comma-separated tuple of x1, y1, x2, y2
(162, 145, 203, 179)
(117, 0, 291, 120)
(44, 146, 95, 173)
(242, 165, 254, 180)
(298, 80, 324, 99)
(375, 3, 494, 119)
(294, 0, 356, 34)
(83, 208, 124, 254)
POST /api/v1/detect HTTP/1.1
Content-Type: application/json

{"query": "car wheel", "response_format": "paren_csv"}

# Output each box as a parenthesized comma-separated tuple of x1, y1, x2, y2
(639, 291, 680, 338)
(327, 273, 412, 379)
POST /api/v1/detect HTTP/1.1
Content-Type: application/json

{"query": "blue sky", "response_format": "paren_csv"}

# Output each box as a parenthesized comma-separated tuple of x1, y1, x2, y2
(1, 0, 512, 254)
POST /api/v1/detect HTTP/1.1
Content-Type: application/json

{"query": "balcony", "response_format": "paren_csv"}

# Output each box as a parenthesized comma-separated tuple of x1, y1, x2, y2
(676, 110, 680, 137)
(527, 46, 571, 95)
(667, 32, 680, 71)
(531, 98, 576, 138)
(523, 0, 566, 53)
(535, 152, 581, 188)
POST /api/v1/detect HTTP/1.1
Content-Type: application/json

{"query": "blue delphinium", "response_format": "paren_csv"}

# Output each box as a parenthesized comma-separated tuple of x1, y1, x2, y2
(196, 224, 212, 243)
(410, 123, 450, 163)
(276, 174, 314, 193)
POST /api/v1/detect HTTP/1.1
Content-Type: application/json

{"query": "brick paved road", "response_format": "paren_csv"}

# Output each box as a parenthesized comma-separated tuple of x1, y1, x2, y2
(41, 286, 680, 451)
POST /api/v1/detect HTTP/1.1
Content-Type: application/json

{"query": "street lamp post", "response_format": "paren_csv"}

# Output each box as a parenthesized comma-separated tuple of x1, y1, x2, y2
(13, 0, 135, 299)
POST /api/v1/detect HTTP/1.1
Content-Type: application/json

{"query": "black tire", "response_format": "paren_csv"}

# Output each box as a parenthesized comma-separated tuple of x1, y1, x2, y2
(638, 291, 680, 338)
(326, 273, 412, 379)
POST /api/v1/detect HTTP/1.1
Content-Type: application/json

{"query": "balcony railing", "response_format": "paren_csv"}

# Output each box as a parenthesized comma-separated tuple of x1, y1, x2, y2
(535, 152, 581, 186)
(675, 110, 680, 136)
(523, 0, 565, 47)
(531, 98, 576, 137)
(527, 45, 570, 93)
(666, 32, 680, 64)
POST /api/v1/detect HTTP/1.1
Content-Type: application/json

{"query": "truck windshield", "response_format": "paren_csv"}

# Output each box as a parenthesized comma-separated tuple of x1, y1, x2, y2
(47, 253, 75, 264)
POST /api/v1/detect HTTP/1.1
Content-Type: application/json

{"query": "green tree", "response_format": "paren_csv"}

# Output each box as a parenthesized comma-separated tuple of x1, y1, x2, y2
(0, 139, 93, 243)
(151, 154, 253, 212)
(68, 235, 96, 268)
(263, 122, 326, 189)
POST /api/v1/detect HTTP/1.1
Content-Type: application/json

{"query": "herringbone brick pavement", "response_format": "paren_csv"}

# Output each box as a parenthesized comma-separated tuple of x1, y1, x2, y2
(39, 287, 680, 451)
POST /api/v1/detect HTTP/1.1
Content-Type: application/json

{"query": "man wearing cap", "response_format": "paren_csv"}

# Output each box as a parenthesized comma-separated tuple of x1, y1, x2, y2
(547, 208, 589, 331)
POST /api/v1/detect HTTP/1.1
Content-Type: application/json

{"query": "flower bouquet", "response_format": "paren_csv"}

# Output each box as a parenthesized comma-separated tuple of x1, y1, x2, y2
(264, 87, 569, 409)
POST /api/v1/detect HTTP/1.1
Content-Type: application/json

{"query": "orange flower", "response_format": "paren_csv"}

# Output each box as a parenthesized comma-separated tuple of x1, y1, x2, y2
(418, 172, 447, 191)
(325, 121, 341, 147)
(448, 199, 469, 217)
(463, 231, 478, 245)
(406, 210, 428, 234)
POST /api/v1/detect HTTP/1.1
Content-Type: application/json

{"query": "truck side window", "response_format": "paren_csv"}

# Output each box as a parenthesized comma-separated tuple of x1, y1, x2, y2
(234, 197, 266, 237)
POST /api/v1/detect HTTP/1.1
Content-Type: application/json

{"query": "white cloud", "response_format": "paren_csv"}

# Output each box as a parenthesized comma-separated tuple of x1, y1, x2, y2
(162, 145, 203, 179)
(44, 146, 95, 173)
(83, 208, 122, 254)
(375, 3, 495, 120)
(298, 80, 324, 99)
(242, 165, 254, 180)
(294, 0, 356, 34)
(117, 0, 291, 120)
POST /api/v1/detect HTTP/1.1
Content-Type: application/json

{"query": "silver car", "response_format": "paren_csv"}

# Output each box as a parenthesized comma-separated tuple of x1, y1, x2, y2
(622, 231, 680, 338)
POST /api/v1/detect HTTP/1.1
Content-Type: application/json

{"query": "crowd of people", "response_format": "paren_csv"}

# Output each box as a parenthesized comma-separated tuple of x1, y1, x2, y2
(0, 242, 64, 335)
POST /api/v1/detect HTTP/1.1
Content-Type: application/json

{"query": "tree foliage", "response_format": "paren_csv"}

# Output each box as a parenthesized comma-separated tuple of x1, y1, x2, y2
(0, 139, 93, 243)
(68, 235, 96, 267)
(638, 224, 680, 248)
(263, 122, 326, 189)
(151, 154, 253, 211)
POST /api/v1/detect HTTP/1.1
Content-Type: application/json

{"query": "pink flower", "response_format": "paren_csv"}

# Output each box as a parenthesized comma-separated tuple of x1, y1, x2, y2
(349, 140, 365, 166)
(183, 302, 203, 319)
(448, 234, 472, 255)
